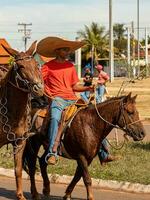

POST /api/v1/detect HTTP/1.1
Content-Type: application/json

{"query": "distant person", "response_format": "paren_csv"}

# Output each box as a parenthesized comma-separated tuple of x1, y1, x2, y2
(95, 64, 118, 165)
(95, 64, 109, 103)
(80, 67, 93, 102)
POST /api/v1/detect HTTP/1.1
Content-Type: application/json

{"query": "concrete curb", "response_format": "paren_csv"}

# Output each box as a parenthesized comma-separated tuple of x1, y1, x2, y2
(0, 167, 150, 194)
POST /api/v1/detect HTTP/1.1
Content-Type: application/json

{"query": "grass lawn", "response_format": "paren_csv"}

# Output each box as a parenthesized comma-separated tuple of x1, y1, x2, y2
(0, 141, 150, 185)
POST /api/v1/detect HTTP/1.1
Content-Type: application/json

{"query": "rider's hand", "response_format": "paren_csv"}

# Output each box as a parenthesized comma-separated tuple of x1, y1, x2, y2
(88, 84, 95, 92)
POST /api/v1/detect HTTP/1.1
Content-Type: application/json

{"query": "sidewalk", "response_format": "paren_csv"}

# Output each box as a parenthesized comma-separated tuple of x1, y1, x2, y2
(0, 167, 150, 194)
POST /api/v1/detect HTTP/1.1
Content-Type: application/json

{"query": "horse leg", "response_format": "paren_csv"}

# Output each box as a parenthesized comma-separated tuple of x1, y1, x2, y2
(25, 142, 41, 200)
(39, 152, 50, 197)
(63, 165, 82, 200)
(14, 141, 26, 200)
(77, 155, 94, 200)
(29, 155, 40, 199)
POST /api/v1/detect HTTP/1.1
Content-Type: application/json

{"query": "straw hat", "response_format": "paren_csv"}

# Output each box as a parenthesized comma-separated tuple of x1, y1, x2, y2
(36, 36, 85, 57)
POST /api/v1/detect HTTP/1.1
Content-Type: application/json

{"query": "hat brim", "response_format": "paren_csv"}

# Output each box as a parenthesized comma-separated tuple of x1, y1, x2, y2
(36, 37, 85, 58)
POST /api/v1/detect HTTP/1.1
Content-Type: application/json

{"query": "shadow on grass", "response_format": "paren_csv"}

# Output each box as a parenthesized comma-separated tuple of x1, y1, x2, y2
(131, 142, 150, 151)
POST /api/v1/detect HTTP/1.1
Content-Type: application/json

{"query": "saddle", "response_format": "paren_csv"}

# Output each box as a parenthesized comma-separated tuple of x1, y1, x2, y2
(35, 98, 88, 155)
(37, 98, 87, 121)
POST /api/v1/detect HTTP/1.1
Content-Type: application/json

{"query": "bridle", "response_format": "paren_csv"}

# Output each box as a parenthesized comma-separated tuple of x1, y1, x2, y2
(94, 98, 141, 136)
(8, 55, 37, 93)
(0, 55, 40, 153)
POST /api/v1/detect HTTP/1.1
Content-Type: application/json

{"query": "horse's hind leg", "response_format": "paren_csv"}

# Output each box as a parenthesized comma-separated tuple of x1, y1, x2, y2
(39, 151, 50, 197)
(63, 165, 82, 200)
(26, 143, 41, 200)
(14, 141, 26, 200)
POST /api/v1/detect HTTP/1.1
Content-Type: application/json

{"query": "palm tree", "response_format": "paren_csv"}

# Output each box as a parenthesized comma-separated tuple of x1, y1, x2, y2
(77, 22, 108, 65)
(113, 23, 127, 56)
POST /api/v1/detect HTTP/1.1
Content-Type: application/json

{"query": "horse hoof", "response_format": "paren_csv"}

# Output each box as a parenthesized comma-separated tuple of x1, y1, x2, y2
(17, 194, 26, 200)
(63, 195, 71, 200)
(43, 188, 50, 197)
(32, 194, 41, 200)
(43, 195, 50, 200)
(17, 193, 27, 200)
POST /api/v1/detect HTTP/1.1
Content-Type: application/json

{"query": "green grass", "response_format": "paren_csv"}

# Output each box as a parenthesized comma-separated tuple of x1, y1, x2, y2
(0, 141, 150, 185)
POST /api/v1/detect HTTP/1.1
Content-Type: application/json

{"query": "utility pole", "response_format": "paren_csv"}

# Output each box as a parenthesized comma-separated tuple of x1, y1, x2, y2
(18, 23, 32, 51)
(145, 27, 148, 76)
(137, 0, 140, 76)
(109, 0, 114, 82)
(127, 27, 131, 78)
(75, 37, 82, 79)
(131, 21, 136, 77)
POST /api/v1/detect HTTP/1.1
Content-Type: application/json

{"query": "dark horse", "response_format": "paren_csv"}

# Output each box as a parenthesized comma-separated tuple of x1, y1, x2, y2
(0, 42, 44, 200)
(23, 93, 145, 200)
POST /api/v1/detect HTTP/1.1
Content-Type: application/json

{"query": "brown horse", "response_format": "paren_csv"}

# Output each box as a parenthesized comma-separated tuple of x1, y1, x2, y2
(0, 42, 44, 200)
(23, 93, 145, 200)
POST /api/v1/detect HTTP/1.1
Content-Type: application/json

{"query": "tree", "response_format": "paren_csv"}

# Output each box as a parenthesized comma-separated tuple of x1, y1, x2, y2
(77, 22, 109, 64)
(140, 35, 150, 46)
(113, 23, 127, 56)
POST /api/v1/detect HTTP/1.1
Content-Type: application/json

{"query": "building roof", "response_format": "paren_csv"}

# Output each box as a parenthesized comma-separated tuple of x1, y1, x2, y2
(0, 38, 11, 64)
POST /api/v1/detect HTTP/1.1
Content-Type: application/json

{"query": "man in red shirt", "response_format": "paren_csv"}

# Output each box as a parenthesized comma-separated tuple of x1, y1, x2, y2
(37, 37, 94, 165)
(95, 64, 109, 103)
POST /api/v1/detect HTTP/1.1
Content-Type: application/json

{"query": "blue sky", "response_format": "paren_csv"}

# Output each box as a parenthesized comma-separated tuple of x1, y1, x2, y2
(0, 0, 149, 50)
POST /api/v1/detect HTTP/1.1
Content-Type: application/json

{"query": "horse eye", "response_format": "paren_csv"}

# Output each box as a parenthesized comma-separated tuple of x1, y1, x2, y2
(128, 111, 134, 115)
(19, 65, 25, 70)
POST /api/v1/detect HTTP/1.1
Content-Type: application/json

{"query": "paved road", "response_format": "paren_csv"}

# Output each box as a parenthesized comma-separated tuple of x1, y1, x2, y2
(0, 176, 150, 200)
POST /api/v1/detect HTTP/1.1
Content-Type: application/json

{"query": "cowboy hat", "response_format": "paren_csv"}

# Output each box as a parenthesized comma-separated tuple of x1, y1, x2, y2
(36, 36, 85, 57)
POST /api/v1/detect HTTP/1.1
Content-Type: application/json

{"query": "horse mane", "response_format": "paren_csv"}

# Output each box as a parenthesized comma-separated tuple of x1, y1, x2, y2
(85, 95, 125, 112)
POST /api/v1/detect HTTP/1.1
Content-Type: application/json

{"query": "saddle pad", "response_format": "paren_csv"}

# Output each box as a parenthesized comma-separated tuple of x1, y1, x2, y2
(64, 104, 77, 122)
(37, 108, 48, 118)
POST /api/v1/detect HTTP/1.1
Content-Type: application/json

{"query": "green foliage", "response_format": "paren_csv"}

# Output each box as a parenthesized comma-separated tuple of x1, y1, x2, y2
(0, 142, 150, 185)
(77, 22, 109, 60)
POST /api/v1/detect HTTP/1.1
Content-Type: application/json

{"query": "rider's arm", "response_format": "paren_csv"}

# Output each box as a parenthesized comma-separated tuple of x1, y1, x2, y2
(72, 83, 94, 92)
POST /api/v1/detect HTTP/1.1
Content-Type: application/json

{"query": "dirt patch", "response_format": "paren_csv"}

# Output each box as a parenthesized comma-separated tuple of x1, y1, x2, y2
(107, 77, 150, 118)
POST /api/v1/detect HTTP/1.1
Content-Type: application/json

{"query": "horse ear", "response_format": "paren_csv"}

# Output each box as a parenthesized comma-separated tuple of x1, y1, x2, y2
(131, 94, 137, 103)
(1, 44, 18, 57)
(26, 41, 37, 56)
(123, 92, 132, 103)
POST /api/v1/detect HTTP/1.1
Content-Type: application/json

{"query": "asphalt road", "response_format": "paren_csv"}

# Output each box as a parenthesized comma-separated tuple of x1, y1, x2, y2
(0, 176, 150, 200)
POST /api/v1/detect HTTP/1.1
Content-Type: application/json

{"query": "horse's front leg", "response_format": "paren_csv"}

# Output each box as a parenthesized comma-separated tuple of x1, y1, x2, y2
(14, 140, 26, 200)
(78, 155, 94, 200)
(63, 165, 82, 200)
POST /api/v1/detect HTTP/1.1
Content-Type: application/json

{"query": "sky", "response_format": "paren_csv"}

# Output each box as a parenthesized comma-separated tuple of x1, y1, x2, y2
(0, 0, 150, 50)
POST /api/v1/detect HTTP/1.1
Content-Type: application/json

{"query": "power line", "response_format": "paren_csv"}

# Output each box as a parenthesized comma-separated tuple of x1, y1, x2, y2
(18, 23, 32, 51)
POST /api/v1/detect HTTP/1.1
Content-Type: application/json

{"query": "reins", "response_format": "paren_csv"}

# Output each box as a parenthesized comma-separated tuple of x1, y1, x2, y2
(93, 85, 142, 131)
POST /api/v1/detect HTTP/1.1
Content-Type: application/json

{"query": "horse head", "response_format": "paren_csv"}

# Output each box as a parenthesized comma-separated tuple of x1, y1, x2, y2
(118, 92, 145, 141)
(1, 41, 44, 96)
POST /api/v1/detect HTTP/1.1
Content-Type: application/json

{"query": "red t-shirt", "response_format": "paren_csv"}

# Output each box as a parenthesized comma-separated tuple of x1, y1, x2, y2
(41, 59, 79, 100)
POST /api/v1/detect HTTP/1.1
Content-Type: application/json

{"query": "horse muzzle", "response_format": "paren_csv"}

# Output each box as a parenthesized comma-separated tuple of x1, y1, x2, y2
(129, 129, 146, 141)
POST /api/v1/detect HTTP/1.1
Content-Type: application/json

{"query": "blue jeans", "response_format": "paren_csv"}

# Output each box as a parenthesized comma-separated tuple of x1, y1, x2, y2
(48, 97, 75, 156)
(96, 84, 105, 103)
(98, 138, 109, 162)
(80, 91, 90, 103)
